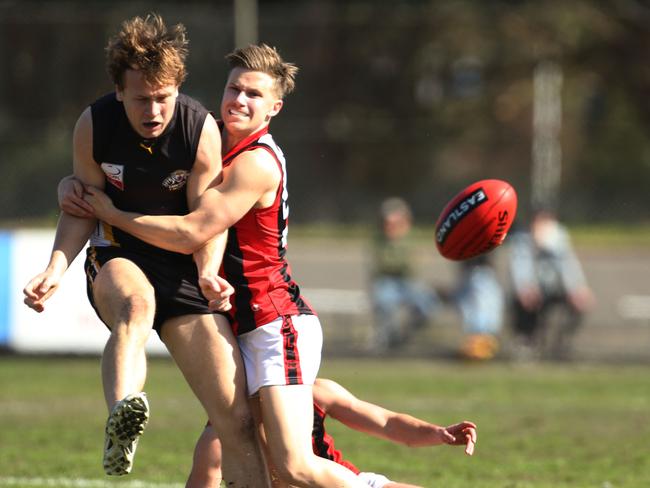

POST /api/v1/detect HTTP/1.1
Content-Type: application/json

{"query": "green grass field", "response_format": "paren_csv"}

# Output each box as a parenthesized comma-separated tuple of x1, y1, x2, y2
(1, 355, 648, 487)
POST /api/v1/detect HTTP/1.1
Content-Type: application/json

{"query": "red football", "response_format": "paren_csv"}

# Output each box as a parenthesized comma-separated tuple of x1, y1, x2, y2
(435, 179, 517, 261)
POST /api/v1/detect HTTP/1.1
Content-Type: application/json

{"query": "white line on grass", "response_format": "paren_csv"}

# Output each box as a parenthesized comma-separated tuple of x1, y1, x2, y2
(0, 477, 183, 488)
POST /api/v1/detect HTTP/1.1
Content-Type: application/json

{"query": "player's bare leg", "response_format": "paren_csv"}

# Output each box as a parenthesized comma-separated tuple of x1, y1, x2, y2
(244, 399, 284, 488)
(186, 427, 223, 488)
(92, 258, 155, 475)
(93, 258, 154, 407)
(163, 314, 271, 487)
(259, 385, 366, 488)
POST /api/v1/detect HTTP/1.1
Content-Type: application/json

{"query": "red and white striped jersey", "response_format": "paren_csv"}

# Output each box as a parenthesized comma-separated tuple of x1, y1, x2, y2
(221, 126, 315, 335)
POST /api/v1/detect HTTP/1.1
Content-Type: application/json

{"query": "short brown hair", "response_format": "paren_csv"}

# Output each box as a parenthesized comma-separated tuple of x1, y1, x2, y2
(106, 13, 188, 89)
(226, 43, 298, 98)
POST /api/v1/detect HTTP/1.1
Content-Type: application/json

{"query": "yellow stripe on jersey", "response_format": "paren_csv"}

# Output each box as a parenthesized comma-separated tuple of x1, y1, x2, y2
(85, 247, 100, 286)
(101, 221, 120, 247)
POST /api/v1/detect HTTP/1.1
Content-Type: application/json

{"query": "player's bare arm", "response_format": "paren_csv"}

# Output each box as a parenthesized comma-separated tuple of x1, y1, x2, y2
(186, 113, 223, 204)
(24, 108, 104, 312)
(186, 113, 234, 309)
(317, 379, 476, 454)
(84, 147, 281, 254)
(58, 175, 94, 218)
(54, 112, 234, 308)
(315, 379, 408, 439)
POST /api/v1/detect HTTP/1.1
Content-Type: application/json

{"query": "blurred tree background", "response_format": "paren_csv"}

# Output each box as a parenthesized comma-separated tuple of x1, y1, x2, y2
(1, 0, 649, 226)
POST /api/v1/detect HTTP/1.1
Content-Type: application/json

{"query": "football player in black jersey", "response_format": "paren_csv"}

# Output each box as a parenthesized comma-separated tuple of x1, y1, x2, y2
(22, 14, 270, 486)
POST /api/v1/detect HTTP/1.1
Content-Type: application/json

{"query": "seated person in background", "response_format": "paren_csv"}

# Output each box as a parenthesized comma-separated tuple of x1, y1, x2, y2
(453, 254, 505, 361)
(370, 197, 439, 352)
(187, 378, 477, 488)
(508, 209, 595, 359)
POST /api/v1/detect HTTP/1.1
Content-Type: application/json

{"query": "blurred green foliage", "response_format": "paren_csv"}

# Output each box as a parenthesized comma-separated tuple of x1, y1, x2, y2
(1, 0, 648, 224)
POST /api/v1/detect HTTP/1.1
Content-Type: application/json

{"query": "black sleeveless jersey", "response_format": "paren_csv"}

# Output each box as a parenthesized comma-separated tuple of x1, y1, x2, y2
(89, 92, 209, 258)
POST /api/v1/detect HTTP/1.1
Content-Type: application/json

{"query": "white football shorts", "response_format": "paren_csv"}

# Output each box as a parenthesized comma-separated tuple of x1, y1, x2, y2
(237, 314, 323, 396)
(358, 472, 392, 488)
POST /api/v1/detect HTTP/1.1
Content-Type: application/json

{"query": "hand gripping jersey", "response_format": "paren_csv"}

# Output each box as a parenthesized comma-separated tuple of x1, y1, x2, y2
(221, 126, 314, 335)
(89, 92, 209, 260)
(311, 402, 360, 475)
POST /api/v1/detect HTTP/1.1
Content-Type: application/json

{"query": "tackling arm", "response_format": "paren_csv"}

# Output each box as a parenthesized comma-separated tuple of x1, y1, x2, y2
(185, 116, 225, 264)
(187, 115, 233, 309)
(84, 149, 281, 254)
(315, 379, 476, 453)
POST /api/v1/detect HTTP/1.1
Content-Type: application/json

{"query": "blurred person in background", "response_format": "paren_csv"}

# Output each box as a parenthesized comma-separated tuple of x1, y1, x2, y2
(452, 255, 504, 361)
(508, 209, 595, 359)
(370, 198, 440, 353)
(187, 378, 477, 488)
(23, 14, 269, 484)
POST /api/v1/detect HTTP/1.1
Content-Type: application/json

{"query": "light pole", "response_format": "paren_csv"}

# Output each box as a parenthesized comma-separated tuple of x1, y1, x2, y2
(531, 60, 563, 212)
(234, 0, 258, 47)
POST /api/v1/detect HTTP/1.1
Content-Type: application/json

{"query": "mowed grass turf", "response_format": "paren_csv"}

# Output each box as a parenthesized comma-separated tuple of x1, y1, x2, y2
(0, 355, 648, 487)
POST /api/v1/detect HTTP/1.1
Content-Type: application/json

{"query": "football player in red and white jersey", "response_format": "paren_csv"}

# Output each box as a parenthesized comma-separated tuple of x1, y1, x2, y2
(83, 44, 369, 487)
(187, 378, 477, 488)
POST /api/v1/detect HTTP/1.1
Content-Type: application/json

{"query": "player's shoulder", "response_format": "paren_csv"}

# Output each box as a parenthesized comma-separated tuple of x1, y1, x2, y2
(89, 92, 119, 118)
(257, 132, 284, 158)
(229, 148, 278, 185)
(249, 133, 285, 171)
(92, 92, 117, 106)
(73, 105, 94, 139)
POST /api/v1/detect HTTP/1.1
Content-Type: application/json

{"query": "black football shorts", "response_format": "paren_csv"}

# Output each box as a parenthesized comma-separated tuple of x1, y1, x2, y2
(84, 245, 226, 335)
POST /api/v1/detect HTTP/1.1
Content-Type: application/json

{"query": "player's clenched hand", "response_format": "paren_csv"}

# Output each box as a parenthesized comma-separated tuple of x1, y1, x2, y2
(443, 421, 477, 455)
(58, 175, 94, 218)
(83, 186, 117, 222)
(23, 271, 62, 313)
(199, 275, 234, 312)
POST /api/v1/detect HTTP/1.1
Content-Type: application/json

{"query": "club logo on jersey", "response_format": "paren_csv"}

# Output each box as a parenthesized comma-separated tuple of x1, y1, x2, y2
(100, 163, 125, 190)
(162, 169, 189, 191)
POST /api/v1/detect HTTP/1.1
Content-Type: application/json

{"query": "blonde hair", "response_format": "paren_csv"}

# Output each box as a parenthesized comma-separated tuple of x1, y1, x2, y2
(106, 13, 188, 89)
(226, 43, 298, 98)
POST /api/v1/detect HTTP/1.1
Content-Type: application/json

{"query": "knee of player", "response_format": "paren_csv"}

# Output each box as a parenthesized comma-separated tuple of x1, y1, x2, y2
(121, 294, 155, 320)
(211, 411, 257, 446)
(108, 294, 156, 334)
(232, 412, 258, 441)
